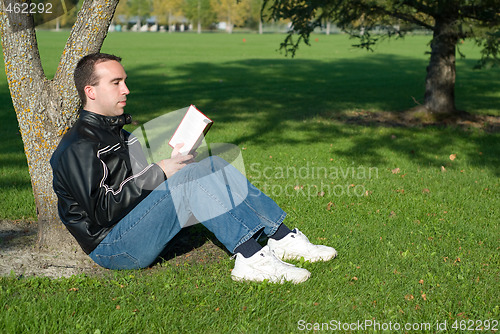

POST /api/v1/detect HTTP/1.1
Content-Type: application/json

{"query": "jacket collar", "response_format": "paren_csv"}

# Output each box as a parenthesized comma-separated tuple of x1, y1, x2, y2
(79, 109, 132, 129)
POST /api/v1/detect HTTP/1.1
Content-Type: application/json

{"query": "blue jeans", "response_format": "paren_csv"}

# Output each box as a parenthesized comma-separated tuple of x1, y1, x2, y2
(89, 156, 286, 269)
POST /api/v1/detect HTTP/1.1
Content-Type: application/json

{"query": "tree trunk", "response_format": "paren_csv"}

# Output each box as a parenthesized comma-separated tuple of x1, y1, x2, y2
(423, 16, 458, 115)
(0, 0, 119, 253)
(197, 0, 201, 34)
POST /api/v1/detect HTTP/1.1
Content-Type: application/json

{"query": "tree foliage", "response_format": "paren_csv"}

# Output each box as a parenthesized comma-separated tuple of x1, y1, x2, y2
(263, 0, 499, 64)
(211, 0, 250, 32)
(184, 0, 217, 31)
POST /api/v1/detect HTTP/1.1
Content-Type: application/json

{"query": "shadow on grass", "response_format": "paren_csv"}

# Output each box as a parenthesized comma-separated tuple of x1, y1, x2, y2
(124, 54, 499, 175)
(1, 52, 499, 196)
(152, 224, 229, 267)
(0, 87, 33, 192)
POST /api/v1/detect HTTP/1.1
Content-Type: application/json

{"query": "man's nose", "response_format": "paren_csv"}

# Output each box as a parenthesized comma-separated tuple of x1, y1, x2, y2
(122, 82, 130, 95)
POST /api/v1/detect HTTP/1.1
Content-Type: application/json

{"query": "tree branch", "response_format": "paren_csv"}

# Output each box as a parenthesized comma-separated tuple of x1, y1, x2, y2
(367, 2, 435, 31)
(52, 0, 120, 132)
(0, 0, 46, 96)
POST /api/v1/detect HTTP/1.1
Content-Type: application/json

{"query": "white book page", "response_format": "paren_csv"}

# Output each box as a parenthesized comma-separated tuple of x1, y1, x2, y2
(169, 105, 212, 155)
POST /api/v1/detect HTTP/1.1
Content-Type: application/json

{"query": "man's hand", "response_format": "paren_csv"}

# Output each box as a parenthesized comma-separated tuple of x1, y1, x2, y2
(157, 143, 196, 178)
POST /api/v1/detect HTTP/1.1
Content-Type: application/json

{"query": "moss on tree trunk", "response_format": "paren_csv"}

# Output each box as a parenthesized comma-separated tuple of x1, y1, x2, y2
(0, 0, 120, 252)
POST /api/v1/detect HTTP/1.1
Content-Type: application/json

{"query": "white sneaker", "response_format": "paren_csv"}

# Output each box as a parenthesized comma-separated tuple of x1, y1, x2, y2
(268, 228, 337, 262)
(231, 245, 311, 284)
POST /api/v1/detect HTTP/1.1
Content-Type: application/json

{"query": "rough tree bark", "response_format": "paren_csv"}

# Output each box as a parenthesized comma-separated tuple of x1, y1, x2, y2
(0, 0, 120, 252)
(423, 16, 459, 115)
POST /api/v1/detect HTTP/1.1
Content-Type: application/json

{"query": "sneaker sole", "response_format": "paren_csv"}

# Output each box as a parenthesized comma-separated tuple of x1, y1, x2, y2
(276, 251, 337, 263)
(231, 272, 310, 284)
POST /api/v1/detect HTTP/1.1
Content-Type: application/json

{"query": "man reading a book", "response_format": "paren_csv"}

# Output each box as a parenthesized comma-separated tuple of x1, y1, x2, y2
(50, 53, 337, 284)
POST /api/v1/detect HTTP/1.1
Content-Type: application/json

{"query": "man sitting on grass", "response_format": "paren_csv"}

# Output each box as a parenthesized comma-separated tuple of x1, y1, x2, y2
(50, 52, 337, 284)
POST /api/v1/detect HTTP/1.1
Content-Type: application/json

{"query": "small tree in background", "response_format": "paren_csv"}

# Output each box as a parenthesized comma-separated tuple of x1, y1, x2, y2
(263, 0, 500, 117)
(211, 0, 250, 33)
(153, 0, 185, 31)
(185, 0, 217, 33)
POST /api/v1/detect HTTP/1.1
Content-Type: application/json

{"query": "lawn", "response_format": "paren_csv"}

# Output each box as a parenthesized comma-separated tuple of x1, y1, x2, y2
(0, 31, 499, 333)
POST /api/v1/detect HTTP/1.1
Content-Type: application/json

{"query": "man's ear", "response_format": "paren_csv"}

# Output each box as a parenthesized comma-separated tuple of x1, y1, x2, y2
(84, 85, 96, 101)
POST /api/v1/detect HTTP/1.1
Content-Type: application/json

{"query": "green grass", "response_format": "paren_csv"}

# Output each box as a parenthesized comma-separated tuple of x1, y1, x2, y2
(0, 32, 499, 333)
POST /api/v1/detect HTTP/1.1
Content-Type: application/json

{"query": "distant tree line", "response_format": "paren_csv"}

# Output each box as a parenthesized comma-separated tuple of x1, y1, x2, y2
(40, 0, 284, 33)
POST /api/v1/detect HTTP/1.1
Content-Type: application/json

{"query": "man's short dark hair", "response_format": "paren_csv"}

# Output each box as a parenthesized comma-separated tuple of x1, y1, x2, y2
(74, 53, 122, 106)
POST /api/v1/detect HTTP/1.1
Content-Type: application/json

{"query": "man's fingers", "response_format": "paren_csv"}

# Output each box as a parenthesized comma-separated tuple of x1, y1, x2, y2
(158, 151, 196, 178)
(173, 153, 194, 163)
(171, 143, 185, 157)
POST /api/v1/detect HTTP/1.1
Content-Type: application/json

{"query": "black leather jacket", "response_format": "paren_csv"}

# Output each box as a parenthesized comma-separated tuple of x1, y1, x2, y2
(50, 110, 166, 254)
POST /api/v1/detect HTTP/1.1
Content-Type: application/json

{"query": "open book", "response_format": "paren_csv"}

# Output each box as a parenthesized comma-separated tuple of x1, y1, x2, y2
(168, 105, 213, 155)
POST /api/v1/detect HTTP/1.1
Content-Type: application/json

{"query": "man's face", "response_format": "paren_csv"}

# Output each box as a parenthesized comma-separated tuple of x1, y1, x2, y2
(85, 60, 129, 117)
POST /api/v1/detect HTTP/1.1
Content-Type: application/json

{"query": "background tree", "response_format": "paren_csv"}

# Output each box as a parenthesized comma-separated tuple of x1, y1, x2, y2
(263, 0, 500, 117)
(211, 0, 249, 33)
(114, 0, 131, 26)
(185, 0, 216, 33)
(153, 0, 185, 31)
(0, 0, 119, 251)
(247, 0, 264, 34)
(127, 0, 153, 29)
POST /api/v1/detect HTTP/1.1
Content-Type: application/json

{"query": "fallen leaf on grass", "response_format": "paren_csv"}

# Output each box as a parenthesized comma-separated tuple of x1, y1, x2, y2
(421, 293, 427, 301)
(419, 280, 424, 284)
(449, 154, 457, 161)
(422, 188, 430, 193)
(326, 202, 334, 210)
(441, 166, 446, 172)
(405, 294, 414, 301)
(391, 168, 400, 174)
